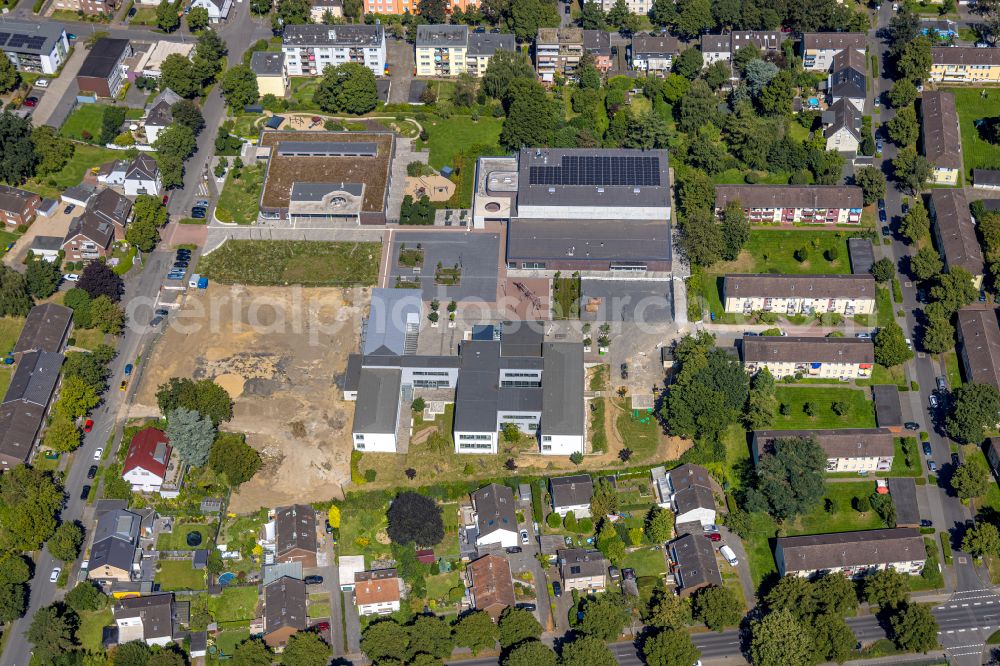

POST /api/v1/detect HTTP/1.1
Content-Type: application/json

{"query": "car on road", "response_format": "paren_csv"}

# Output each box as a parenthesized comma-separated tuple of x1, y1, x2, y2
(63, 273, 79, 282)
(920, 519, 933, 528)
(49, 568, 61, 582)
(149, 316, 164, 326)
(520, 529, 529, 545)
(902, 202, 909, 215)
(927, 459, 937, 472)
(93, 448, 103, 460)
(874, 95, 880, 107)
(922, 441, 932, 456)
(881, 225, 890, 236)
(155, 309, 169, 316)
(620, 363, 628, 379)
(120, 380, 128, 392)
(506, 546, 522, 554)
(517, 603, 537, 611)
(704, 532, 722, 542)
(23, 97, 38, 107)
(552, 581, 562, 597)
(191, 207, 207, 219)
(83, 419, 94, 433)
(124, 364, 133, 376)
(905, 338, 913, 349)
(981, 291, 988, 303)
(878, 198, 885, 210)
(565, 4, 570, 12)
(904, 421, 920, 431)
(929, 394, 939, 408)
(87, 465, 98, 479)
(936, 376, 947, 391)
(80, 485, 90, 500)
(304, 575, 323, 585)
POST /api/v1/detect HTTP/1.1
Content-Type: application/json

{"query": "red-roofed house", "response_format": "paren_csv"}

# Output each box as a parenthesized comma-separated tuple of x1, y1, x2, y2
(122, 428, 172, 493)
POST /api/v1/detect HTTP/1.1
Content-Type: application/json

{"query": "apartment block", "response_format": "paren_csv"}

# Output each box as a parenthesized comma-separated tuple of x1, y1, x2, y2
(741, 335, 875, 380)
(715, 185, 863, 225)
(700, 31, 788, 68)
(930, 189, 984, 289)
(76, 38, 132, 98)
(775, 528, 926, 578)
(956, 306, 1000, 393)
(630, 33, 682, 73)
(0, 21, 70, 74)
(722, 274, 876, 316)
(535, 28, 611, 82)
(920, 90, 962, 185)
(282, 24, 386, 78)
(801, 32, 866, 72)
(930, 47, 1000, 84)
(752, 429, 895, 473)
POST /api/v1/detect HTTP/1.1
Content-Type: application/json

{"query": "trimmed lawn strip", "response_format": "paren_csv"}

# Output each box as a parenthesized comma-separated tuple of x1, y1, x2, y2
(945, 88, 1000, 180)
(208, 585, 259, 623)
(773, 387, 876, 429)
(215, 164, 266, 225)
(70, 327, 106, 351)
(788, 482, 887, 536)
(0, 316, 25, 353)
(155, 560, 207, 590)
(738, 230, 853, 275)
(155, 520, 215, 551)
(308, 601, 332, 618)
(59, 104, 111, 142)
(590, 398, 607, 453)
(621, 547, 666, 578)
(215, 629, 251, 657)
(943, 351, 964, 388)
(199, 240, 380, 286)
(77, 609, 112, 652)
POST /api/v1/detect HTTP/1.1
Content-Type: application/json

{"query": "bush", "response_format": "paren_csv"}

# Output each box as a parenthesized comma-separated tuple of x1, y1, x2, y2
(853, 495, 871, 512)
(547, 512, 562, 528)
(364, 469, 377, 483)
(794, 247, 809, 262)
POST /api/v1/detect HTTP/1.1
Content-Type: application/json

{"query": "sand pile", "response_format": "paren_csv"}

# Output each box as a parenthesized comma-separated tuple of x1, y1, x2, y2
(214, 374, 246, 398)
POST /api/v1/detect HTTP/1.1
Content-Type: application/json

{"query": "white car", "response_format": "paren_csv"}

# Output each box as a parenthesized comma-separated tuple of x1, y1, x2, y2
(855, 332, 871, 339)
(905, 338, 913, 349)
(49, 567, 61, 582)
(34, 78, 49, 88)
(63, 273, 80, 282)
(93, 447, 103, 461)
(520, 529, 529, 545)
(720, 545, 739, 566)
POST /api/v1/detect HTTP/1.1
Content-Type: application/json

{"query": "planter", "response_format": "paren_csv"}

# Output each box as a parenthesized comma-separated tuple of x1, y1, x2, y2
(599, 347, 608, 354)
(448, 321, 456, 328)
(583, 346, 591, 353)
(431, 322, 439, 328)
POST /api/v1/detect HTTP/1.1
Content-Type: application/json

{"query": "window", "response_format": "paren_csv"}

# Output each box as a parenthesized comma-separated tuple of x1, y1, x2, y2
(459, 434, 492, 441)
(542, 436, 552, 442)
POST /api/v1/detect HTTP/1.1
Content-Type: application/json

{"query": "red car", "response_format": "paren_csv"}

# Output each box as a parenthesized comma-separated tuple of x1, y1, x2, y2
(83, 419, 94, 433)
(23, 97, 38, 107)
(161, 195, 169, 205)
(704, 532, 722, 542)
(311, 622, 330, 632)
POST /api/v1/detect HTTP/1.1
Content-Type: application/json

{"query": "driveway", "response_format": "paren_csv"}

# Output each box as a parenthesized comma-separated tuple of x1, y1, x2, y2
(33, 44, 88, 128)
(719, 525, 756, 608)
(4, 209, 75, 269)
(387, 37, 414, 104)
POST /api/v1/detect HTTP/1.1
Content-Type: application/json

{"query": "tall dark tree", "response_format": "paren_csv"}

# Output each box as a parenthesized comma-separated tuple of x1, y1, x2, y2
(386, 491, 445, 547)
(78, 261, 124, 302)
(946, 383, 1000, 444)
(482, 50, 535, 100)
(499, 78, 557, 149)
(0, 111, 39, 185)
(171, 99, 206, 134)
(27, 604, 78, 663)
(313, 62, 378, 115)
(418, 0, 448, 22)
(745, 436, 826, 520)
(0, 265, 32, 317)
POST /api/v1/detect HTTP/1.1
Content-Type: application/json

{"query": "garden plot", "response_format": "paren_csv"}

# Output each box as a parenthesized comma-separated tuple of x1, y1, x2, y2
(132, 284, 370, 511)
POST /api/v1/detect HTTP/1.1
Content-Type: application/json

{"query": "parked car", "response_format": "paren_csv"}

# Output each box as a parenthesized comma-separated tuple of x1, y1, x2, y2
(905, 421, 920, 431)
(980, 291, 988, 303)
(952, 453, 961, 466)
(920, 519, 933, 528)
(927, 459, 937, 472)
(87, 465, 98, 479)
(83, 419, 94, 433)
(63, 273, 79, 282)
(517, 603, 537, 611)
(874, 95, 881, 107)
(23, 97, 38, 107)
(166, 274, 185, 281)
(161, 195, 169, 205)
(191, 207, 206, 219)
(881, 225, 890, 237)
(34, 78, 49, 88)
(506, 546, 522, 554)
(720, 545, 739, 566)
(876, 138, 884, 153)
(936, 376, 947, 391)
(905, 338, 913, 349)
(855, 332, 871, 339)
(49, 568, 61, 582)
(119, 380, 128, 392)
(520, 529, 529, 545)
(879, 209, 888, 223)
(552, 581, 562, 597)
(916, 289, 927, 303)
(311, 621, 330, 633)
(304, 575, 323, 585)
(195, 199, 209, 207)
(620, 363, 628, 379)
(608, 566, 620, 580)
(929, 394, 939, 409)
(563, 536, 573, 546)
(63, 204, 75, 214)
(155, 309, 169, 316)
(149, 316, 164, 326)
(93, 448, 103, 460)
(922, 441, 932, 456)
(704, 532, 722, 542)
(80, 485, 90, 500)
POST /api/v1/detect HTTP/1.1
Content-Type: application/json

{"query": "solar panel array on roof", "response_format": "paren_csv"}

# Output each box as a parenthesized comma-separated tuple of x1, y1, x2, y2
(5, 33, 47, 50)
(276, 141, 378, 157)
(528, 155, 661, 187)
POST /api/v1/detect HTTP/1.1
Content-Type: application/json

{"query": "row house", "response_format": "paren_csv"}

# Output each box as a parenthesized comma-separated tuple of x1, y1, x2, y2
(282, 24, 386, 78)
(669, 533, 722, 597)
(930, 47, 1000, 84)
(700, 31, 788, 69)
(309, 0, 343, 21)
(630, 33, 682, 74)
(824, 98, 861, 154)
(741, 335, 875, 380)
(362, 0, 475, 15)
(920, 90, 962, 185)
(829, 47, 867, 113)
(974, 170, 1000, 191)
(956, 306, 1000, 394)
(801, 32, 866, 72)
(0, 185, 41, 228)
(752, 429, 895, 474)
(930, 189, 984, 289)
(722, 274, 876, 316)
(775, 528, 926, 578)
(714, 185, 864, 226)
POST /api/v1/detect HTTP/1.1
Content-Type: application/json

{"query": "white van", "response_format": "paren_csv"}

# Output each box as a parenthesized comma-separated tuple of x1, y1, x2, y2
(720, 545, 738, 566)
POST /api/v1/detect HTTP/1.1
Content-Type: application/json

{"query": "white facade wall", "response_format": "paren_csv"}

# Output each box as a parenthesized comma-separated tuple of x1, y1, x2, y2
(357, 599, 399, 616)
(701, 50, 730, 67)
(539, 433, 583, 456)
(123, 466, 164, 493)
(476, 527, 518, 549)
(498, 410, 542, 435)
(826, 126, 860, 153)
(828, 455, 892, 473)
(282, 43, 386, 78)
(124, 176, 160, 197)
(745, 360, 870, 380)
(352, 432, 397, 453)
(723, 295, 876, 315)
(553, 502, 591, 518)
(733, 205, 862, 225)
(782, 558, 925, 579)
(674, 506, 716, 527)
(455, 431, 498, 454)
(516, 203, 670, 221)
(803, 48, 864, 72)
(598, 0, 649, 12)
(632, 55, 673, 72)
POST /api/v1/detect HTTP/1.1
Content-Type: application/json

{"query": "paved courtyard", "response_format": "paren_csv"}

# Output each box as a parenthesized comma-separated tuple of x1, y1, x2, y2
(385, 229, 500, 303)
(580, 278, 673, 323)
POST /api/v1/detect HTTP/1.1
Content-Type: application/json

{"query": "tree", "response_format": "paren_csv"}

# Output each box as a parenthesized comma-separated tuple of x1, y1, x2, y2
(32, 125, 73, 177)
(897, 35, 933, 83)
(158, 153, 184, 190)
(580, 1, 607, 29)
(498, 606, 542, 648)
(79, 257, 124, 301)
(812, 612, 856, 664)
(758, 70, 795, 115)
(500, 78, 557, 150)
(167, 407, 216, 467)
(744, 367, 778, 430)
(922, 316, 955, 355)
(765, 575, 818, 622)
(171, 99, 205, 135)
(156, 377, 234, 426)
(678, 79, 719, 134)
(126, 213, 161, 253)
(232, 639, 274, 666)
(871, 257, 896, 283)
(160, 53, 201, 98)
(387, 491, 445, 547)
(0, 112, 39, 185)
(418, 0, 448, 21)
(209, 432, 261, 486)
(891, 602, 939, 653)
(154, 124, 197, 164)
(65, 581, 107, 613)
(361, 620, 409, 663)
(676, 167, 716, 216)
(874, 321, 914, 368)
(274, 0, 312, 28)
(911, 246, 943, 281)
(453, 611, 498, 655)
(887, 106, 919, 146)
(156, 0, 181, 32)
(0, 265, 31, 317)
(893, 145, 932, 194)
(947, 383, 1000, 444)
(578, 591, 630, 640)
(678, 209, 724, 267)
(313, 62, 377, 115)
(889, 79, 918, 108)
(719, 201, 750, 261)
(692, 585, 741, 631)
(56, 375, 101, 419)
(28, 604, 78, 663)
(649, 0, 676, 26)
(187, 5, 210, 30)
(900, 201, 931, 245)
(646, 588, 691, 629)
(952, 459, 990, 499)
(0, 55, 18, 93)
(813, 572, 859, 616)
(744, 59, 779, 96)
(591, 478, 620, 517)
(408, 614, 454, 659)
(281, 631, 331, 666)
(482, 50, 535, 100)
(559, 634, 615, 666)
(748, 436, 826, 521)
(43, 412, 82, 453)
(963, 520, 1000, 559)
(749, 610, 813, 666)
(221, 65, 260, 111)
(48, 521, 84, 562)
(865, 568, 909, 609)
(503, 640, 556, 666)
(645, 506, 673, 544)
(673, 48, 704, 80)
(674, 0, 714, 37)
(855, 165, 887, 206)
(509, 0, 560, 42)
(642, 628, 701, 666)
(930, 267, 978, 315)
(90, 295, 126, 335)
(25, 257, 62, 299)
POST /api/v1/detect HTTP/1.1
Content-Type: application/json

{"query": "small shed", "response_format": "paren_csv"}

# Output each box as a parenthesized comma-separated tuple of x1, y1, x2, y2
(441, 166, 454, 178)
(873, 385, 904, 432)
(201, 498, 223, 514)
(265, 115, 284, 130)
(416, 548, 435, 564)
(518, 483, 532, 503)
(192, 549, 209, 569)
(244, 104, 264, 113)
(848, 238, 875, 275)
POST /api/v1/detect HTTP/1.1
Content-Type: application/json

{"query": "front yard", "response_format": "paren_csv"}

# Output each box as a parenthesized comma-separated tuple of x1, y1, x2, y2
(772, 386, 876, 429)
(215, 164, 266, 225)
(198, 240, 381, 286)
(945, 88, 1000, 180)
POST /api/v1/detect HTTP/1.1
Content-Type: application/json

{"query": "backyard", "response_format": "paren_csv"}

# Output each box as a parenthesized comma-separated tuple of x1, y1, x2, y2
(789, 481, 888, 535)
(772, 386, 876, 429)
(614, 398, 662, 461)
(717, 230, 854, 275)
(60, 105, 111, 142)
(154, 560, 207, 591)
(77, 609, 112, 652)
(215, 164, 266, 225)
(621, 547, 667, 578)
(416, 116, 503, 172)
(156, 520, 216, 551)
(207, 585, 259, 624)
(945, 88, 1000, 180)
(23, 144, 122, 199)
(198, 240, 381, 286)
(0, 316, 24, 397)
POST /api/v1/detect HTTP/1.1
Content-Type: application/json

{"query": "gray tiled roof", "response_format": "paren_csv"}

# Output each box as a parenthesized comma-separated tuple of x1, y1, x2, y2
(957, 307, 1000, 391)
(455, 341, 501, 433)
(114, 594, 174, 642)
(264, 576, 307, 634)
(921, 91, 962, 170)
(468, 32, 516, 57)
(12, 303, 71, 354)
(742, 336, 874, 364)
(932, 46, 1000, 66)
(0, 184, 38, 215)
(352, 368, 401, 434)
(631, 32, 681, 57)
(558, 548, 607, 580)
(724, 274, 876, 300)
(3, 350, 62, 407)
(974, 170, 1000, 188)
(472, 483, 517, 538)
(753, 428, 895, 460)
(801, 32, 867, 51)
(0, 401, 44, 466)
(777, 528, 925, 574)
(275, 504, 317, 558)
(550, 475, 593, 508)
(931, 189, 984, 276)
(78, 38, 130, 79)
(0, 20, 66, 56)
(670, 533, 722, 591)
(830, 47, 867, 99)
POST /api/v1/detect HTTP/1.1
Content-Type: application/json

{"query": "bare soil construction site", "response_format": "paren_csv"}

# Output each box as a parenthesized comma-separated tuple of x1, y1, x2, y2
(132, 284, 369, 511)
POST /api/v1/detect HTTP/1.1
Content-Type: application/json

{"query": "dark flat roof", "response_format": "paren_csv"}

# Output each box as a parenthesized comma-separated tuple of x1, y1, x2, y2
(887, 477, 920, 527)
(352, 368, 401, 434)
(848, 238, 875, 275)
(873, 385, 903, 427)
(507, 217, 670, 263)
(542, 342, 584, 436)
(78, 38, 130, 79)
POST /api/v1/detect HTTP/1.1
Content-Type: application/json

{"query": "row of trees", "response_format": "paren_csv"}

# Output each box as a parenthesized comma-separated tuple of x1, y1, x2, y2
(0, 112, 76, 188)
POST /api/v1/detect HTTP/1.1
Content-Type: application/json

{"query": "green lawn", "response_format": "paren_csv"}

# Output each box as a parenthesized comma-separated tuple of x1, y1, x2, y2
(773, 387, 876, 429)
(712, 168, 791, 185)
(155, 560, 207, 590)
(60, 105, 110, 142)
(889, 438, 922, 477)
(416, 116, 503, 172)
(0, 367, 11, 398)
(552, 276, 580, 319)
(215, 164, 265, 225)
(69, 327, 106, 351)
(23, 144, 123, 199)
(215, 629, 251, 657)
(208, 585, 259, 623)
(789, 482, 888, 536)
(621, 547, 667, 578)
(129, 6, 159, 24)
(77, 609, 112, 652)
(945, 88, 1000, 180)
(739, 231, 853, 274)
(0, 228, 19, 252)
(156, 521, 215, 551)
(943, 351, 964, 388)
(876, 287, 893, 327)
(615, 398, 660, 461)
(111, 245, 137, 275)
(308, 601, 332, 618)
(0, 316, 25, 354)
(425, 571, 462, 602)
(199, 240, 381, 286)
